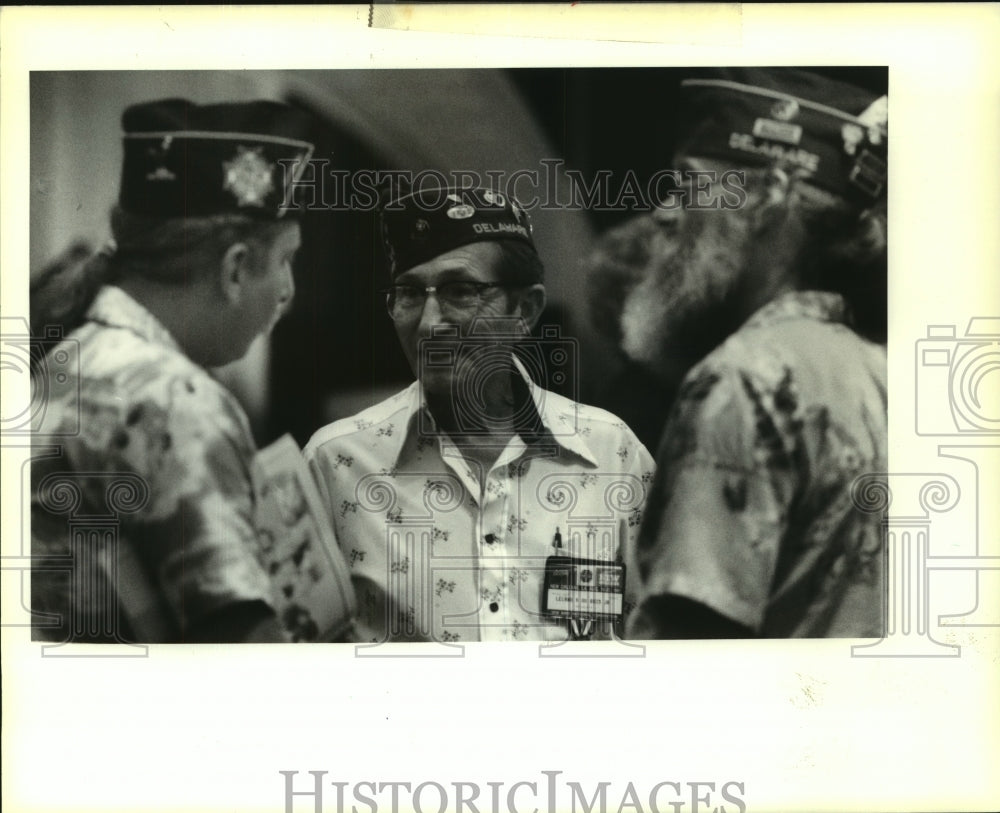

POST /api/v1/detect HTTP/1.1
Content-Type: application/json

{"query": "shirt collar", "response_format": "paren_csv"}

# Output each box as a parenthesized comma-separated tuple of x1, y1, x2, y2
(392, 353, 600, 470)
(85, 285, 183, 353)
(743, 290, 851, 330)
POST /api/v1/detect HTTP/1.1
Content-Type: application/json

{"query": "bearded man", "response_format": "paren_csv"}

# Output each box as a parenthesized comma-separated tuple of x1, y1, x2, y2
(596, 69, 888, 638)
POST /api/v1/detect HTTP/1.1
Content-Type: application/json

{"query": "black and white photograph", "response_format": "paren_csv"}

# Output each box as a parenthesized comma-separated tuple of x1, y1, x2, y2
(25, 64, 890, 646)
(2, 5, 998, 813)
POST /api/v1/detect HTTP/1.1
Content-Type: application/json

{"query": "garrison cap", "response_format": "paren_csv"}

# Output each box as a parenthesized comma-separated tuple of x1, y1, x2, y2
(119, 98, 315, 219)
(676, 68, 888, 202)
(380, 185, 537, 278)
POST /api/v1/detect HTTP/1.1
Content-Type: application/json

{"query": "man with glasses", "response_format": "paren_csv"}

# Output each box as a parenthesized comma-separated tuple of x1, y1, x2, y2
(305, 185, 654, 644)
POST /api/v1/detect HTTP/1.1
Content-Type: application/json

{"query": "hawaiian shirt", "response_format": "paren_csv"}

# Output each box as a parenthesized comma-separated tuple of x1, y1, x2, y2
(304, 359, 655, 643)
(627, 291, 887, 638)
(31, 285, 274, 642)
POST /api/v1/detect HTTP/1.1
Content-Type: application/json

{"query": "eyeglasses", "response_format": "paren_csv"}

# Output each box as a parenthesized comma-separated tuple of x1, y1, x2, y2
(381, 281, 507, 320)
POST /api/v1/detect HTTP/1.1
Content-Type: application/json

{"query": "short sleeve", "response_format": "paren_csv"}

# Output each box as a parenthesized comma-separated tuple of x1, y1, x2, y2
(618, 426, 657, 622)
(303, 440, 338, 530)
(120, 376, 274, 632)
(632, 364, 796, 631)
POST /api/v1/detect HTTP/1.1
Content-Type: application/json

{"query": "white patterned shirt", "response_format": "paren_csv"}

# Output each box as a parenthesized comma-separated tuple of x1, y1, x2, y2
(305, 360, 655, 643)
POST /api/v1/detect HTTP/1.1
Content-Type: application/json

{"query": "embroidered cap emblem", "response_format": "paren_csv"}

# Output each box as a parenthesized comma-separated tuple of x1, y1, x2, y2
(412, 218, 430, 239)
(482, 189, 505, 206)
(841, 123, 865, 156)
(770, 97, 800, 122)
(446, 204, 475, 220)
(223, 146, 274, 208)
(145, 136, 177, 182)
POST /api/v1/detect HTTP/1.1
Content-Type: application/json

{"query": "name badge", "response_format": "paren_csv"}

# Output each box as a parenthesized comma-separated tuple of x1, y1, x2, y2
(542, 556, 625, 621)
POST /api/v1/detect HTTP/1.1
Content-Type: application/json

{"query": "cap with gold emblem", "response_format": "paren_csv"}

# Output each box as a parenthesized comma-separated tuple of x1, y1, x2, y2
(676, 68, 887, 201)
(118, 98, 315, 219)
(380, 185, 537, 278)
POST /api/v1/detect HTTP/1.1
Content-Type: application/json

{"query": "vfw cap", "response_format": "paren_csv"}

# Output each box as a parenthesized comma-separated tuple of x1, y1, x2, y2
(119, 98, 315, 219)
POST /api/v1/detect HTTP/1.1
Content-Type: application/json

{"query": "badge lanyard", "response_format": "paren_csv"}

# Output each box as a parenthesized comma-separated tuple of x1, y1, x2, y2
(543, 524, 626, 640)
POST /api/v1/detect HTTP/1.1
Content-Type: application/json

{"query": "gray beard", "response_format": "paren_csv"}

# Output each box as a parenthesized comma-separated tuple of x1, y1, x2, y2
(620, 222, 746, 373)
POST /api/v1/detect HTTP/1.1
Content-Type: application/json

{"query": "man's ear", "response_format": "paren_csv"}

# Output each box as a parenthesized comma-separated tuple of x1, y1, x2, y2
(219, 242, 252, 304)
(514, 284, 547, 331)
(751, 167, 794, 234)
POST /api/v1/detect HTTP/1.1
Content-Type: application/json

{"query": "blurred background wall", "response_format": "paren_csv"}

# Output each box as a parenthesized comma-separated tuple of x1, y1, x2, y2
(30, 68, 664, 448)
(30, 68, 887, 453)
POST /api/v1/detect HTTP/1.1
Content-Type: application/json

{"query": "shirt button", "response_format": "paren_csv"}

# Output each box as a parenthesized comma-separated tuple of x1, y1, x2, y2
(489, 602, 499, 613)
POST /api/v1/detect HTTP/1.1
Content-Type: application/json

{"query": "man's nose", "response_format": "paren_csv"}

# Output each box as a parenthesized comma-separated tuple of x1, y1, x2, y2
(416, 289, 447, 334)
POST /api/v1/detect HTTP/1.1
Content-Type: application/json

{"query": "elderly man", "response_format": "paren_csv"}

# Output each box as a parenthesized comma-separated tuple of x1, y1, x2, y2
(31, 98, 319, 643)
(591, 69, 888, 638)
(306, 185, 654, 643)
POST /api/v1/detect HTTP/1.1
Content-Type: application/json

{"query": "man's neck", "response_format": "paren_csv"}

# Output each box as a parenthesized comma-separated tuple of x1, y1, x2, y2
(116, 277, 223, 367)
(425, 366, 536, 475)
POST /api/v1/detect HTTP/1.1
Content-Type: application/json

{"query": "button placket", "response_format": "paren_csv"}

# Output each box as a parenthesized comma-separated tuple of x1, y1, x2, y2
(477, 465, 510, 636)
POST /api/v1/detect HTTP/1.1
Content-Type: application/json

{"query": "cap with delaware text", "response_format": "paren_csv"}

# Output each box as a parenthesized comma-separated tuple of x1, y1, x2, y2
(380, 185, 537, 278)
(677, 68, 888, 202)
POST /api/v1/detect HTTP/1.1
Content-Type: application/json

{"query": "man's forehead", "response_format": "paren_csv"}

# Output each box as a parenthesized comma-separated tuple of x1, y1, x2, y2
(396, 242, 502, 282)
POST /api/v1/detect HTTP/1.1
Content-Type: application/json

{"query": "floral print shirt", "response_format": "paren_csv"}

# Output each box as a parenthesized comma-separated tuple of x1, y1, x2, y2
(627, 291, 887, 638)
(31, 285, 274, 642)
(305, 359, 655, 643)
